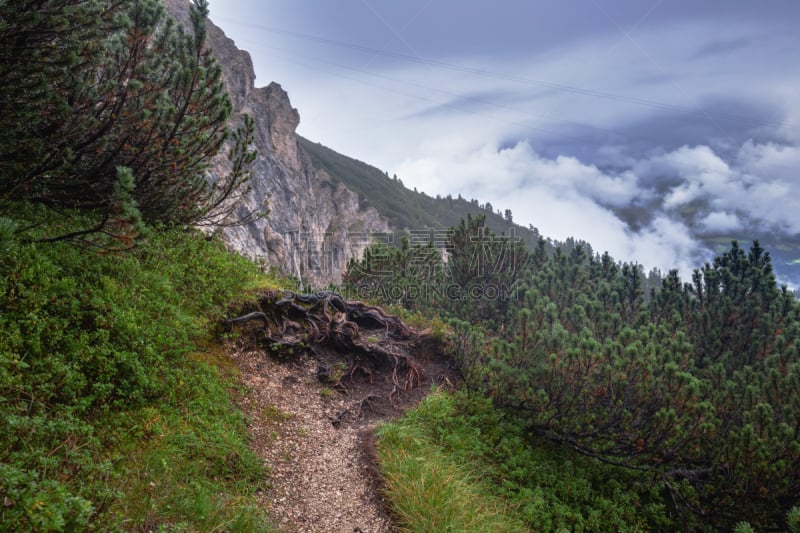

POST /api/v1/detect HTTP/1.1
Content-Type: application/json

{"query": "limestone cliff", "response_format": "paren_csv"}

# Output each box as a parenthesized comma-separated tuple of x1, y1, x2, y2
(163, 0, 389, 286)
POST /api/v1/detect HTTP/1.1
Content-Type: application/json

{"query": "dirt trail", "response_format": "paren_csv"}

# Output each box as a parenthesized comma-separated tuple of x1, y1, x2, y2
(225, 294, 456, 532)
(232, 350, 390, 532)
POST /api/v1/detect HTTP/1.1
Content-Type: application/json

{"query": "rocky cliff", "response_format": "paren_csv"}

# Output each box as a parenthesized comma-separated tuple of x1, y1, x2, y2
(163, 0, 389, 286)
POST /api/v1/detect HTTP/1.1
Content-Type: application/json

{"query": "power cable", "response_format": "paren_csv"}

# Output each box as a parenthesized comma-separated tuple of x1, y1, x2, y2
(214, 15, 794, 132)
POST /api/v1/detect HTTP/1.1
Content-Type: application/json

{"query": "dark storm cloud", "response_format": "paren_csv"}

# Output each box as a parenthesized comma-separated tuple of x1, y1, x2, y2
(688, 38, 752, 61)
(630, 72, 679, 87)
(534, 96, 790, 165)
(406, 89, 531, 119)
(216, 0, 800, 61)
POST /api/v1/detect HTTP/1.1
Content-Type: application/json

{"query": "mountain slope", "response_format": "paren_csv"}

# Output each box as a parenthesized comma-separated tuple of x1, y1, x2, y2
(163, 0, 389, 287)
(298, 136, 542, 248)
(163, 0, 549, 287)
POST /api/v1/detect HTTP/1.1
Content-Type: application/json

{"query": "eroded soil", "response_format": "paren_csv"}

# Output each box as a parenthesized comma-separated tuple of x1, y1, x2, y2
(226, 300, 457, 532)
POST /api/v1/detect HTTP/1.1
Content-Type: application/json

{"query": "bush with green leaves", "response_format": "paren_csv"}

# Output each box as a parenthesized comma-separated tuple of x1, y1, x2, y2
(0, 0, 259, 247)
(344, 214, 529, 327)
(453, 241, 800, 530)
(0, 218, 273, 531)
(351, 211, 800, 528)
(343, 234, 444, 308)
(378, 390, 670, 532)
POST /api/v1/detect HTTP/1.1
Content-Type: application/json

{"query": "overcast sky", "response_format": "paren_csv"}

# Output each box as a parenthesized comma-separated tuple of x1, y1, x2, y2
(209, 0, 800, 281)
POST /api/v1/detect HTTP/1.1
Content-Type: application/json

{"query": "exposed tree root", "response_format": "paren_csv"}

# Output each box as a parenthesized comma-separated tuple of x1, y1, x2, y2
(330, 394, 383, 428)
(224, 290, 424, 405)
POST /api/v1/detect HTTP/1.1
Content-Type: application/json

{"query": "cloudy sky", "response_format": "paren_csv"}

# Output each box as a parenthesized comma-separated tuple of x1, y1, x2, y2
(209, 0, 800, 282)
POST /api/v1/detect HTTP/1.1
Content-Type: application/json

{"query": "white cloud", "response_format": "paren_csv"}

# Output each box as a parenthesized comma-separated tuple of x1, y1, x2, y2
(627, 216, 704, 279)
(394, 133, 800, 280)
(395, 138, 531, 196)
(663, 181, 703, 209)
(397, 139, 642, 206)
(737, 141, 800, 182)
(698, 212, 742, 233)
(630, 142, 800, 236)
(641, 145, 733, 208)
(533, 155, 641, 207)
(660, 145, 731, 181)
(394, 138, 707, 277)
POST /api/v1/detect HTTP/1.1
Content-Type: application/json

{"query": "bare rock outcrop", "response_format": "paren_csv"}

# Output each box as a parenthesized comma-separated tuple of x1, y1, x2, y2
(163, 0, 389, 286)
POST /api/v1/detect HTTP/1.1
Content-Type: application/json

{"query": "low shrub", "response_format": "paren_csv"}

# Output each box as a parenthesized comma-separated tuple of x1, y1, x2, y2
(0, 217, 274, 531)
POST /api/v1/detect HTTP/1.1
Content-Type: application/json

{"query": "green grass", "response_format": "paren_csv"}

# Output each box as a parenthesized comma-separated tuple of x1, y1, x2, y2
(377, 390, 671, 532)
(0, 209, 278, 531)
(98, 349, 272, 532)
(377, 394, 527, 532)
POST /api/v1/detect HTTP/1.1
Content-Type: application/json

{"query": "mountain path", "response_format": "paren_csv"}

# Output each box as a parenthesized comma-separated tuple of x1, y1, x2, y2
(229, 331, 456, 532)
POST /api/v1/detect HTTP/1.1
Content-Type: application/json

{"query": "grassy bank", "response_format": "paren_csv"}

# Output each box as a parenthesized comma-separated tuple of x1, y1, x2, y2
(377, 390, 670, 532)
(0, 217, 277, 531)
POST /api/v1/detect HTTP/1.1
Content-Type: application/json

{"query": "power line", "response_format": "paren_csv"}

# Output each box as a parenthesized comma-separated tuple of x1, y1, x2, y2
(214, 15, 793, 132)
(232, 37, 624, 144)
(209, 17, 800, 186)
(218, 25, 795, 164)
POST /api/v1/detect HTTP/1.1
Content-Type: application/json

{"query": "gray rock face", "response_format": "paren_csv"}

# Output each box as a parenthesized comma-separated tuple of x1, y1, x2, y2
(163, 0, 389, 286)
